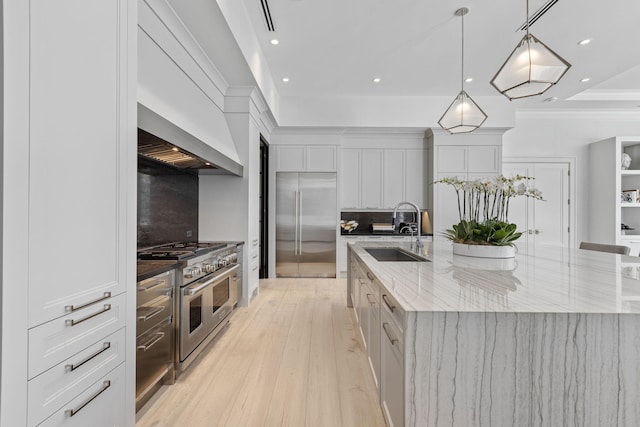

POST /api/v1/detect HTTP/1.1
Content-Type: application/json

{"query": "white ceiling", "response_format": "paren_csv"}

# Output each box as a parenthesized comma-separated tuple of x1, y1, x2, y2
(170, 0, 640, 113)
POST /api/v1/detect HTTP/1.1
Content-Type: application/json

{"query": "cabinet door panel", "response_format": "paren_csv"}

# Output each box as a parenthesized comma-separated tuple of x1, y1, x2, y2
(437, 147, 466, 172)
(381, 309, 404, 427)
(362, 150, 384, 209)
(28, 0, 126, 328)
(383, 150, 405, 208)
(433, 173, 466, 240)
(468, 146, 499, 173)
(307, 146, 336, 171)
(405, 149, 426, 208)
(341, 149, 362, 208)
(276, 146, 306, 171)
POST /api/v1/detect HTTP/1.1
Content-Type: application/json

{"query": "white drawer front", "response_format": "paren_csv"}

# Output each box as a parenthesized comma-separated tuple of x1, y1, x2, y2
(37, 362, 125, 427)
(29, 293, 126, 379)
(28, 328, 125, 426)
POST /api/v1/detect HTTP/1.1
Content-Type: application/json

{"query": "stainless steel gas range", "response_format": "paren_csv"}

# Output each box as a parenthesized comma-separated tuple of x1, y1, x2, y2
(138, 241, 241, 374)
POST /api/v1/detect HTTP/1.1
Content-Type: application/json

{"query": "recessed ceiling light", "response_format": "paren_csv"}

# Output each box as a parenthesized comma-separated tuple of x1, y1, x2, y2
(171, 147, 179, 152)
(580, 77, 591, 83)
(465, 77, 473, 83)
(372, 77, 381, 83)
(281, 77, 290, 83)
(543, 96, 558, 102)
(270, 39, 279, 45)
(578, 38, 592, 46)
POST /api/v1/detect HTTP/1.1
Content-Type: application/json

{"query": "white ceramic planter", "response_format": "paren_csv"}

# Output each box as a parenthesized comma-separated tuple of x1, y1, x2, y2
(452, 242, 516, 259)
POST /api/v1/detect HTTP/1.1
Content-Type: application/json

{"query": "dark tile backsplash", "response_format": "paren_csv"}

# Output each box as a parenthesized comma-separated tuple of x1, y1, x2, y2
(341, 210, 420, 232)
(137, 157, 198, 248)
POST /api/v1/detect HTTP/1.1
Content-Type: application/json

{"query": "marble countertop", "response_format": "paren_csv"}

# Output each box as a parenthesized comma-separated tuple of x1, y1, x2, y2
(349, 241, 640, 314)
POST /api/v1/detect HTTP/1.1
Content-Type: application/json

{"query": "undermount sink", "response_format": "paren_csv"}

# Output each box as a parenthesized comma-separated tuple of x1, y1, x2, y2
(364, 247, 430, 262)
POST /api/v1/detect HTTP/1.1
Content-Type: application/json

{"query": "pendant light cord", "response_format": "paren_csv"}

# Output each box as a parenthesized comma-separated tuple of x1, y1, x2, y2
(525, 0, 530, 38)
(461, 11, 464, 93)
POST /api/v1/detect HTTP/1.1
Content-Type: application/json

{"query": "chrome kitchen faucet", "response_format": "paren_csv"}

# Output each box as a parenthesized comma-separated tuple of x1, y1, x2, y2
(392, 201, 423, 251)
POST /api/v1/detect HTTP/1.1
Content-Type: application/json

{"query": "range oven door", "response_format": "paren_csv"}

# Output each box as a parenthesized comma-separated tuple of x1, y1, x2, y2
(179, 264, 239, 362)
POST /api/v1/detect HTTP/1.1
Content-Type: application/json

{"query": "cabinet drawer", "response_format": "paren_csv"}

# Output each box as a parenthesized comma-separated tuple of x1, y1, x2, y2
(136, 316, 173, 401)
(137, 270, 174, 307)
(29, 293, 126, 379)
(380, 289, 404, 331)
(137, 292, 172, 337)
(28, 328, 125, 427)
(37, 362, 126, 427)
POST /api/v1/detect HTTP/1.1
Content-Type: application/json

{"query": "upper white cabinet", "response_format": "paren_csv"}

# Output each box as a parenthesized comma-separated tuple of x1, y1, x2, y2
(362, 150, 384, 209)
(341, 148, 427, 209)
(427, 130, 504, 239)
(383, 150, 405, 209)
(341, 149, 362, 208)
(275, 145, 337, 172)
(589, 136, 640, 254)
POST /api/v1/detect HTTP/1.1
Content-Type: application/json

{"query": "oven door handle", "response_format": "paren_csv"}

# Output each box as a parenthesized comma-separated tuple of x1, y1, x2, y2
(184, 264, 240, 296)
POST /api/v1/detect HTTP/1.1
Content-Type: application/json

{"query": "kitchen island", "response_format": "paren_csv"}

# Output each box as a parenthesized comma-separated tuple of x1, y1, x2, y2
(347, 241, 640, 427)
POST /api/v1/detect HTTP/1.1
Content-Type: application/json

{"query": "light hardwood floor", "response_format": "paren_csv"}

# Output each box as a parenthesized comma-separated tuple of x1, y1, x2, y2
(136, 278, 386, 427)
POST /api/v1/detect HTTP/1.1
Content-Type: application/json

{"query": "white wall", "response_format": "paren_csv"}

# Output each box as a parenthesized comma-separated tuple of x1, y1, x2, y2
(200, 89, 272, 304)
(503, 110, 640, 243)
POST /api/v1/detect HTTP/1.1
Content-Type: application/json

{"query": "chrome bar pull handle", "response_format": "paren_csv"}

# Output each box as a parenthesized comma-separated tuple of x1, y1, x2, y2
(137, 332, 165, 352)
(65, 292, 111, 312)
(366, 293, 376, 306)
(137, 306, 165, 322)
(66, 304, 111, 327)
(382, 294, 396, 312)
(65, 380, 111, 417)
(382, 323, 398, 346)
(298, 191, 303, 255)
(138, 280, 166, 292)
(65, 342, 111, 372)
(294, 191, 299, 256)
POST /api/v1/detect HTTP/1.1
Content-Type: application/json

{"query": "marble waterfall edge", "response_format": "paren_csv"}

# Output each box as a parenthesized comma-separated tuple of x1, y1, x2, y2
(452, 242, 516, 258)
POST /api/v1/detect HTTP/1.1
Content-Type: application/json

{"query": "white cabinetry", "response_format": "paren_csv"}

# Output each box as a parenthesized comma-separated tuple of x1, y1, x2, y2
(275, 145, 337, 172)
(428, 135, 502, 239)
(340, 148, 427, 209)
(589, 137, 640, 254)
(2, 0, 135, 425)
(380, 294, 404, 427)
(340, 149, 362, 208)
(362, 150, 384, 208)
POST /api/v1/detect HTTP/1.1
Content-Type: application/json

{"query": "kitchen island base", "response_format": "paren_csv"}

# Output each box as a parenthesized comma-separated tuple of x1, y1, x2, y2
(348, 242, 640, 427)
(406, 311, 640, 426)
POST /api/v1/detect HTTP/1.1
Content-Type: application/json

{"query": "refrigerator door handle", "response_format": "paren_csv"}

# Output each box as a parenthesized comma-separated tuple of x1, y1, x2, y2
(294, 190, 299, 255)
(299, 191, 303, 255)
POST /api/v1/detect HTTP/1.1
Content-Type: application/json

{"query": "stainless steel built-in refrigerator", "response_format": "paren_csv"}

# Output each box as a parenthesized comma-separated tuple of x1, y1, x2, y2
(276, 172, 337, 277)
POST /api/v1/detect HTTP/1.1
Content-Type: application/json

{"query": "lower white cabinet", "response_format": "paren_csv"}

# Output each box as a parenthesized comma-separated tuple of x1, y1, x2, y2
(380, 303, 404, 427)
(364, 280, 381, 390)
(28, 328, 125, 426)
(349, 249, 407, 427)
(37, 362, 126, 427)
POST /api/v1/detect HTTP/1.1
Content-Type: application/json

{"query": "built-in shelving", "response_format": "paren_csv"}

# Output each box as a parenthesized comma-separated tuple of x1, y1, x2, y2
(589, 136, 640, 255)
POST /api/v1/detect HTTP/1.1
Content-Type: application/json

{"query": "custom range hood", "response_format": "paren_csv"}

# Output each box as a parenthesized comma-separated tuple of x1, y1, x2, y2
(138, 104, 243, 176)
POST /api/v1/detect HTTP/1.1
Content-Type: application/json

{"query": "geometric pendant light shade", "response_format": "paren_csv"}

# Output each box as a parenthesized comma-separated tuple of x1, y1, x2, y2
(491, 0, 571, 100)
(438, 7, 487, 134)
(438, 90, 488, 134)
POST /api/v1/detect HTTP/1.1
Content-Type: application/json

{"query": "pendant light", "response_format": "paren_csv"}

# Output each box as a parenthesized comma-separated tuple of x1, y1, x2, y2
(490, 0, 571, 100)
(438, 7, 487, 134)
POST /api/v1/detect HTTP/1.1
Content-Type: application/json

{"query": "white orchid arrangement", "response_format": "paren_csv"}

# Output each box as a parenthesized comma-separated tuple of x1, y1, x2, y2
(436, 175, 544, 246)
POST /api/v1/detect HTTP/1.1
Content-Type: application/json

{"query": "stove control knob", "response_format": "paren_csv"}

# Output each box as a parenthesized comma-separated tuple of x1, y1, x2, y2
(184, 270, 194, 279)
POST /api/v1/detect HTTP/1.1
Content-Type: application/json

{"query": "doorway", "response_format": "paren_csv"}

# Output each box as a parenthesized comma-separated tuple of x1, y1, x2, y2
(259, 137, 269, 278)
(503, 158, 575, 249)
